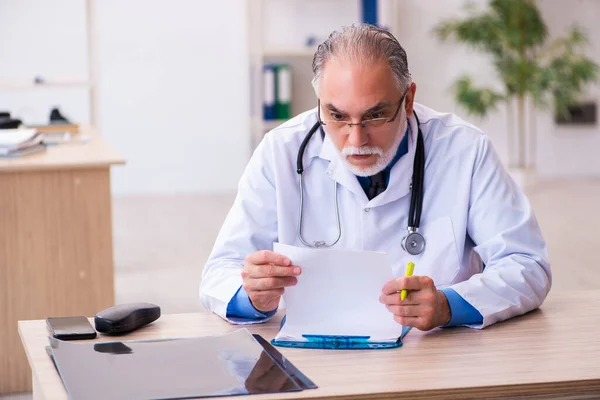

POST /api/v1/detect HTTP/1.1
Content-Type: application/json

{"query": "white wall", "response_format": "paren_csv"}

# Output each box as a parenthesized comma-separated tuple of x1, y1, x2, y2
(536, 0, 600, 178)
(94, 0, 250, 195)
(263, 0, 360, 49)
(0, 0, 91, 125)
(0, 0, 88, 82)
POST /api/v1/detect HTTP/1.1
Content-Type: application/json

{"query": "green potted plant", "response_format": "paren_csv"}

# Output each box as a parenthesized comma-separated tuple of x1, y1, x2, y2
(433, 0, 598, 177)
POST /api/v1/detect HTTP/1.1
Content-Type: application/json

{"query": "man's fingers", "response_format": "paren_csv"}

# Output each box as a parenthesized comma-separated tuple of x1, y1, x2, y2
(381, 276, 434, 295)
(385, 304, 421, 317)
(379, 292, 418, 306)
(393, 315, 437, 331)
(243, 276, 298, 292)
(250, 288, 284, 304)
(249, 288, 285, 313)
(246, 250, 291, 266)
(379, 289, 437, 306)
(393, 315, 421, 327)
(244, 264, 301, 279)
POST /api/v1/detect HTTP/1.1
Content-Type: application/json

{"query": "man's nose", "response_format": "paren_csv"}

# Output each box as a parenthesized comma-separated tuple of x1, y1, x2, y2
(347, 123, 368, 147)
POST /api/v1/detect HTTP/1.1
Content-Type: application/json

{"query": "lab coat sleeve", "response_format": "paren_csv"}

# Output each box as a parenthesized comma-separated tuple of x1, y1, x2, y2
(448, 135, 552, 328)
(199, 136, 280, 324)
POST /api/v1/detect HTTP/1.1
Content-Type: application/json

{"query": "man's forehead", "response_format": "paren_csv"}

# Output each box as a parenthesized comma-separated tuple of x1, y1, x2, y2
(320, 57, 395, 82)
(319, 58, 398, 104)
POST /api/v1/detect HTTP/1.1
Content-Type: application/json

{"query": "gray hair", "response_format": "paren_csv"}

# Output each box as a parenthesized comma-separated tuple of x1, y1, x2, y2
(311, 23, 412, 95)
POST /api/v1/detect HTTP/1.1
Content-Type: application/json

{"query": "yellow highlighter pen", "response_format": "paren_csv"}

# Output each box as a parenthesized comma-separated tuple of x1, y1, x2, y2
(400, 262, 415, 301)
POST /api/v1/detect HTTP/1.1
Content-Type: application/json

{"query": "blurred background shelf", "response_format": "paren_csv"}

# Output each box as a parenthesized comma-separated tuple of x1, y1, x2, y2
(263, 47, 317, 58)
(262, 119, 288, 131)
(0, 81, 93, 91)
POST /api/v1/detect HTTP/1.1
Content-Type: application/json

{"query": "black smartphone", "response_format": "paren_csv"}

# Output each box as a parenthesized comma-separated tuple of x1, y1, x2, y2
(46, 316, 97, 340)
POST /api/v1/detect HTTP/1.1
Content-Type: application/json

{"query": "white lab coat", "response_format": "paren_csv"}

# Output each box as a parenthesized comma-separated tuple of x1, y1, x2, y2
(200, 103, 551, 328)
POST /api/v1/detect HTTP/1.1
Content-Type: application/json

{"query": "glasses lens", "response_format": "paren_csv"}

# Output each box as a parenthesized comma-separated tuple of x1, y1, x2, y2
(323, 120, 348, 132)
(323, 118, 391, 133)
(363, 118, 388, 129)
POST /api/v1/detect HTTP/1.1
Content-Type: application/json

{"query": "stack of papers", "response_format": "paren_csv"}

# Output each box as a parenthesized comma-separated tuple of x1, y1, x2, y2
(272, 243, 407, 349)
(0, 128, 45, 157)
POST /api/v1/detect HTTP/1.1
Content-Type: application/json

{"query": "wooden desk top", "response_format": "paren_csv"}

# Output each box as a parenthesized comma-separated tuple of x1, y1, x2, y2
(18, 291, 600, 400)
(0, 126, 125, 172)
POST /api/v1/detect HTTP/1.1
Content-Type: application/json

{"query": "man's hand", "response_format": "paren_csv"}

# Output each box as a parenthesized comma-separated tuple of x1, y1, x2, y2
(241, 250, 301, 312)
(379, 276, 451, 331)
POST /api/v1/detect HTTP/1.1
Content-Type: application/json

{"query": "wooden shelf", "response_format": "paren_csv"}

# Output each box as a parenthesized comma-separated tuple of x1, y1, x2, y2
(0, 80, 93, 91)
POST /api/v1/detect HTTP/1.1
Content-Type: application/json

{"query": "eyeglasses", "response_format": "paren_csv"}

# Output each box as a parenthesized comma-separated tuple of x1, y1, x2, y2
(318, 87, 409, 132)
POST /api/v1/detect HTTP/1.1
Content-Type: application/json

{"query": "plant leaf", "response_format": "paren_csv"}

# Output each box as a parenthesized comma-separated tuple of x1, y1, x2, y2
(453, 76, 505, 117)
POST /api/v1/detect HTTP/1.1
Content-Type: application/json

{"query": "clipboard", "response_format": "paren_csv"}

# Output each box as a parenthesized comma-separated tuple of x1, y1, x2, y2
(271, 325, 412, 350)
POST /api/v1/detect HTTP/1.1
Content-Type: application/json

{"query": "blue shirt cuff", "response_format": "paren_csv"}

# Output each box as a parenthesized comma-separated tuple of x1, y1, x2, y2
(440, 288, 483, 327)
(226, 286, 278, 320)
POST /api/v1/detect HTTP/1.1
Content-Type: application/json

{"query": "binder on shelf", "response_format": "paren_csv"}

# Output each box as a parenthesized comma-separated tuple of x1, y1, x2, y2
(263, 64, 277, 120)
(361, 0, 378, 25)
(275, 64, 292, 120)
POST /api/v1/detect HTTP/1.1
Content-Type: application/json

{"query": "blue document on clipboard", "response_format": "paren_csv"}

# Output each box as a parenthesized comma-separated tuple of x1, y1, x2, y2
(271, 243, 411, 350)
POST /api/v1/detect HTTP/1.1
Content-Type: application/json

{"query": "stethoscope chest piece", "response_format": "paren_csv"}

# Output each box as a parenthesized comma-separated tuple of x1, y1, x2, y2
(401, 228, 426, 256)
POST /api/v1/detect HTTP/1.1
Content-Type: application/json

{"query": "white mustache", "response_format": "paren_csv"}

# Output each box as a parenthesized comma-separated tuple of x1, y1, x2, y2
(342, 146, 383, 156)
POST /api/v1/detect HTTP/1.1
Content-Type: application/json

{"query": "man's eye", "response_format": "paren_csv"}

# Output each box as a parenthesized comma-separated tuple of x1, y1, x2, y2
(330, 113, 345, 121)
(368, 112, 385, 119)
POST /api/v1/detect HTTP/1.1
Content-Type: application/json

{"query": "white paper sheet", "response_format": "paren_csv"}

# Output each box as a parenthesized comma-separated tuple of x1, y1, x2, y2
(0, 129, 38, 146)
(273, 243, 404, 342)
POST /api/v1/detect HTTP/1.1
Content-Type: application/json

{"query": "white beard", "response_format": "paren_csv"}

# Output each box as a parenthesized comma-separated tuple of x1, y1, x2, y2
(341, 113, 408, 177)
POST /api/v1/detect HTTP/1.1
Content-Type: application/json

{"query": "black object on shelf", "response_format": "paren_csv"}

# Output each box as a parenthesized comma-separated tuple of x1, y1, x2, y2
(556, 102, 597, 125)
(49, 107, 72, 125)
(0, 111, 22, 129)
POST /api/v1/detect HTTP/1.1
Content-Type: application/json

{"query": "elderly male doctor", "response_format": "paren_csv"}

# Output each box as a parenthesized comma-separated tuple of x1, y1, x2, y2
(200, 24, 551, 330)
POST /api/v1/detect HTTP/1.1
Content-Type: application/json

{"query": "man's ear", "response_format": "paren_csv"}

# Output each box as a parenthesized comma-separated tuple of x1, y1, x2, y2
(405, 82, 417, 117)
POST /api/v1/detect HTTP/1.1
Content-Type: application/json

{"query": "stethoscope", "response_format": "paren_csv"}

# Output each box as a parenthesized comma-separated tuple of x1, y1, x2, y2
(296, 112, 426, 255)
